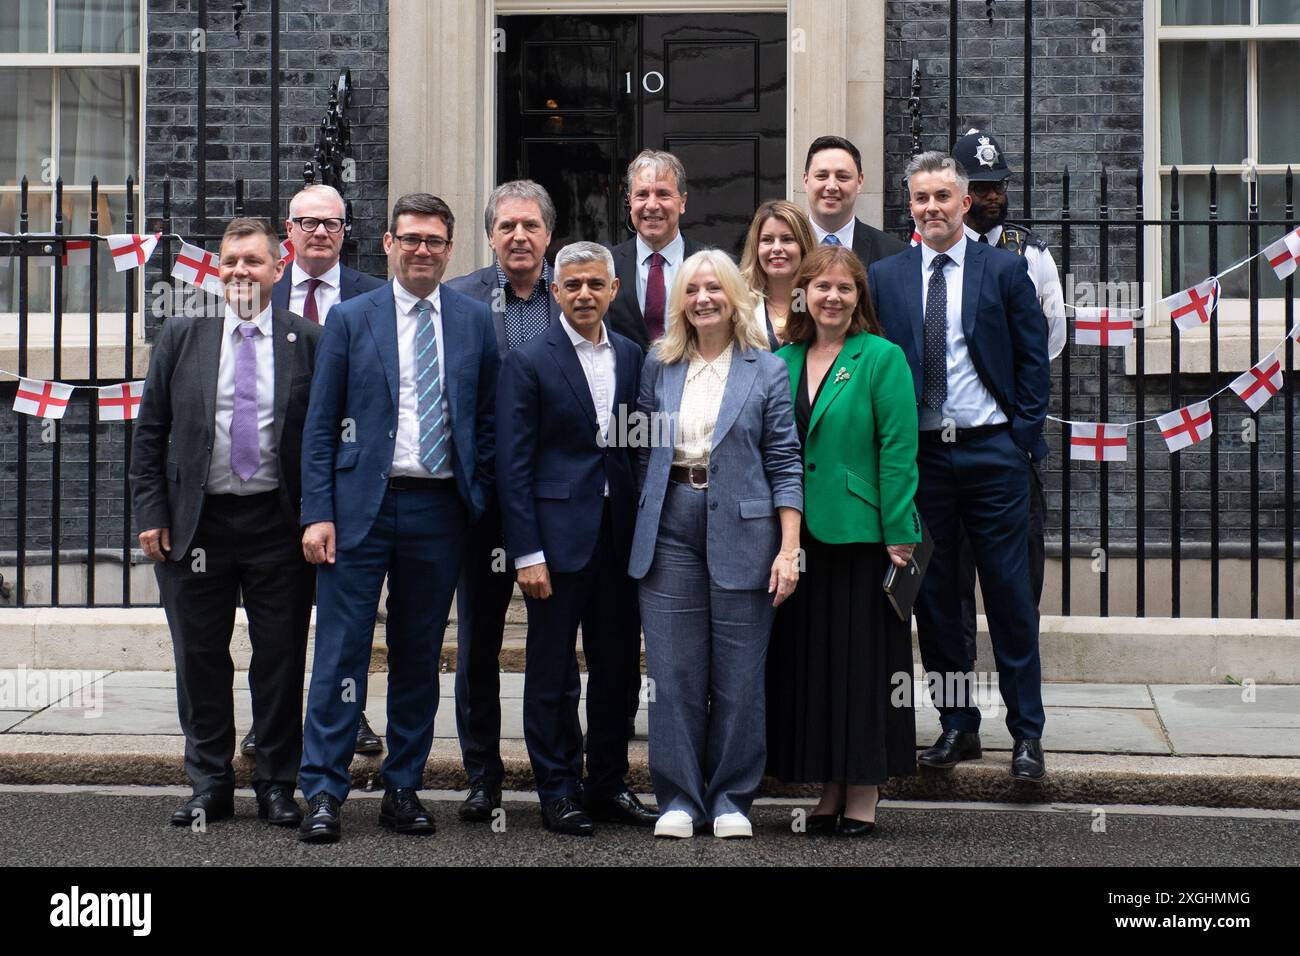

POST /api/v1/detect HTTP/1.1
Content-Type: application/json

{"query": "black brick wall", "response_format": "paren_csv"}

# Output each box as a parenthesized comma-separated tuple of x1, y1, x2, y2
(885, 0, 1294, 548)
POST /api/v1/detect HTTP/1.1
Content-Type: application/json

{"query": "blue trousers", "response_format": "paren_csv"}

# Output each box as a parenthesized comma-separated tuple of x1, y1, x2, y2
(639, 482, 775, 822)
(299, 483, 467, 802)
(914, 428, 1045, 740)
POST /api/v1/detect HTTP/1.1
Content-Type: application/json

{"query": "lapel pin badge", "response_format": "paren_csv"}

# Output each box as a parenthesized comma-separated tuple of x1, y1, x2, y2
(834, 366, 850, 384)
(287, 332, 297, 343)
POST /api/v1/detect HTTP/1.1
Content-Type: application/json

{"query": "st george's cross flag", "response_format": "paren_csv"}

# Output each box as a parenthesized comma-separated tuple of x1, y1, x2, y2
(1158, 401, 1213, 452)
(1074, 307, 1136, 347)
(1264, 226, 1300, 281)
(1069, 422, 1128, 462)
(910, 229, 921, 247)
(96, 381, 145, 421)
(280, 238, 295, 265)
(13, 378, 74, 419)
(1229, 352, 1284, 413)
(59, 239, 92, 267)
(171, 240, 224, 294)
(106, 233, 160, 272)
(1163, 277, 1220, 333)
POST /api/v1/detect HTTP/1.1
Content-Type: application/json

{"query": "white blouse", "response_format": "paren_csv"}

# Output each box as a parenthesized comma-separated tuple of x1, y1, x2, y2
(673, 342, 734, 466)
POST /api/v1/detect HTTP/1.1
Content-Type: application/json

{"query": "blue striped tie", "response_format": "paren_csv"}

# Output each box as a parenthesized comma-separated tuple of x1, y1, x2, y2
(414, 299, 449, 474)
(822, 234, 841, 246)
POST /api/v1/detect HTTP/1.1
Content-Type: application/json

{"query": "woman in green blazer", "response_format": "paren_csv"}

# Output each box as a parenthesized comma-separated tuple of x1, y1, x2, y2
(765, 244, 922, 836)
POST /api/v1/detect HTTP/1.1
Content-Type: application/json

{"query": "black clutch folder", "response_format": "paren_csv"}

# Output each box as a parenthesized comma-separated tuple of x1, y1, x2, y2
(882, 519, 934, 623)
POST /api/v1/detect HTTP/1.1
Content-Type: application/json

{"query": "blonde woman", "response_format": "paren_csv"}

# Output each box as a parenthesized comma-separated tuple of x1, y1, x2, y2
(629, 249, 803, 840)
(739, 199, 815, 346)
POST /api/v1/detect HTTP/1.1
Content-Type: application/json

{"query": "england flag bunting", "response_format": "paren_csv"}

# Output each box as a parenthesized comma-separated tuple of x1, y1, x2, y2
(1229, 352, 1284, 413)
(910, 229, 921, 247)
(280, 238, 295, 265)
(106, 233, 161, 273)
(13, 378, 74, 419)
(60, 239, 92, 267)
(97, 381, 145, 421)
(1069, 422, 1128, 462)
(170, 240, 224, 294)
(1157, 401, 1213, 452)
(1264, 226, 1300, 281)
(1074, 307, 1136, 347)
(1163, 277, 1220, 332)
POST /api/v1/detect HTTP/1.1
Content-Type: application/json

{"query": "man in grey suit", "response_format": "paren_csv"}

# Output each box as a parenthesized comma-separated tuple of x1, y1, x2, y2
(444, 180, 560, 823)
(803, 135, 906, 268)
(131, 217, 321, 828)
(605, 149, 706, 352)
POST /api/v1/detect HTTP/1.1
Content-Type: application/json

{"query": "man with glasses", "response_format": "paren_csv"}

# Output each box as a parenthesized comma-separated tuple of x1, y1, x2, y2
(238, 184, 387, 762)
(296, 193, 499, 843)
(951, 128, 1065, 668)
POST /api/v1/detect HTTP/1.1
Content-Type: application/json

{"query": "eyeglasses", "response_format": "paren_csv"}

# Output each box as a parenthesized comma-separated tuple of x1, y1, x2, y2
(291, 216, 345, 234)
(395, 235, 450, 253)
(971, 182, 1008, 197)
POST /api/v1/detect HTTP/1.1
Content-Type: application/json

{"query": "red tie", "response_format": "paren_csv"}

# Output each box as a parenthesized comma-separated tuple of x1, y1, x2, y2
(644, 252, 666, 341)
(302, 277, 323, 324)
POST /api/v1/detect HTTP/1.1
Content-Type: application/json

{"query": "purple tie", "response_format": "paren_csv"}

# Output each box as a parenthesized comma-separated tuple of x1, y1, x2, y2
(230, 323, 261, 481)
(644, 252, 666, 340)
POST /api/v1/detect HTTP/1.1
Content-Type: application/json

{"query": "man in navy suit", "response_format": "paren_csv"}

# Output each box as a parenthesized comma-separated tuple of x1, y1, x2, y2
(868, 151, 1050, 782)
(239, 184, 387, 761)
(296, 193, 499, 842)
(496, 241, 656, 836)
(444, 180, 561, 824)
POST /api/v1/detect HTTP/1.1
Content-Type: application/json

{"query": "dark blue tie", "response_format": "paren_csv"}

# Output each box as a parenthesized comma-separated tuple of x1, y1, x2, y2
(923, 253, 950, 409)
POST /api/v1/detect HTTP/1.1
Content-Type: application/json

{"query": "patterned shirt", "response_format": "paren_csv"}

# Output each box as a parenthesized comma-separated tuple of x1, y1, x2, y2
(496, 260, 553, 350)
(673, 342, 734, 466)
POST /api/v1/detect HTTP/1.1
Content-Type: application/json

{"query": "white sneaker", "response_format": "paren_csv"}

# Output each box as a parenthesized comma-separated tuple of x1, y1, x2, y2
(654, 810, 694, 839)
(713, 812, 752, 839)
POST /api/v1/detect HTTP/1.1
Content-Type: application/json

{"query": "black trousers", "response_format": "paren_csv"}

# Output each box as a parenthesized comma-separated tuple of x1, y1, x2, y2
(522, 501, 637, 803)
(453, 503, 516, 786)
(958, 458, 1046, 663)
(156, 491, 314, 797)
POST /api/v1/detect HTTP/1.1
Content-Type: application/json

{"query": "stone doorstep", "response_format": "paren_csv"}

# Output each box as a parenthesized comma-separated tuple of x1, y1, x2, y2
(0, 737, 1297, 810)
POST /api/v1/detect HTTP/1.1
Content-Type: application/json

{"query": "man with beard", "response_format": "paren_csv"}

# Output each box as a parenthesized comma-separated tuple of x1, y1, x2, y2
(951, 128, 1065, 667)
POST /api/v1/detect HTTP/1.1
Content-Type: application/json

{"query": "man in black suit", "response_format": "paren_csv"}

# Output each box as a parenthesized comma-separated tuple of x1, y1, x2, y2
(444, 180, 561, 823)
(131, 217, 321, 828)
(803, 135, 906, 268)
(605, 149, 706, 352)
(236, 184, 386, 760)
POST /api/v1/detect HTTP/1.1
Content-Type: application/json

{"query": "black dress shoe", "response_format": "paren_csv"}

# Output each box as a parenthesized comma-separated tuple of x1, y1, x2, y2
(355, 714, 383, 755)
(256, 785, 303, 827)
(169, 791, 234, 827)
(239, 730, 256, 757)
(379, 788, 436, 835)
(298, 792, 342, 843)
(805, 812, 839, 835)
(459, 780, 502, 822)
(1011, 739, 1047, 781)
(837, 816, 876, 837)
(585, 787, 658, 828)
(918, 729, 983, 768)
(540, 796, 595, 836)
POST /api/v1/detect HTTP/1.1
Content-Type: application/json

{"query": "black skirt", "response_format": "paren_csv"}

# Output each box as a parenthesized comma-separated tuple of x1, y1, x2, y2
(765, 531, 917, 786)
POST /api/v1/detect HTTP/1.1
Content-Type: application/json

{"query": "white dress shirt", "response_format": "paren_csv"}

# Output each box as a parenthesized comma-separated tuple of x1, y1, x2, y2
(812, 218, 855, 248)
(918, 235, 1006, 432)
(515, 315, 617, 571)
(635, 231, 685, 314)
(288, 260, 342, 325)
(966, 223, 1066, 360)
(207, 304, 280, 494)
(673, 342, 734, 466)
(390, 279, 453, 479)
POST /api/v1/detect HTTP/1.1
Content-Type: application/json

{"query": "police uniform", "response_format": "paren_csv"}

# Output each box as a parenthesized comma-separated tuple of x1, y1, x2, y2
(951, 129, 1056, 660)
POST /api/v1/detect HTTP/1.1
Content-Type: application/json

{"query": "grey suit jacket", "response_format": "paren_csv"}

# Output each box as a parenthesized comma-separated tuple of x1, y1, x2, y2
(130, 307, 323, 560)
(628, 344, 803, 591)
(444, 263, 562, 355)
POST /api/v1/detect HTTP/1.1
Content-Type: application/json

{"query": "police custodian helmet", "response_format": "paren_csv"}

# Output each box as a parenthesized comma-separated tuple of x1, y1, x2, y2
(953, 128, 1011, 182)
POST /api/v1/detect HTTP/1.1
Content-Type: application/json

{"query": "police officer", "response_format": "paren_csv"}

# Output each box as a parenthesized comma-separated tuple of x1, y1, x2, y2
(950, 128, 1065, 664)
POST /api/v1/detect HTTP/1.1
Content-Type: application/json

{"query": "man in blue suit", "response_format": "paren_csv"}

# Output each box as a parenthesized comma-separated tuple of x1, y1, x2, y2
(868, 151, 1051, 782)
(496, 241, 656, 836)
(444, 180, 561, 824)
(239, 184, 387, 762)
(296, 193, 499, 842)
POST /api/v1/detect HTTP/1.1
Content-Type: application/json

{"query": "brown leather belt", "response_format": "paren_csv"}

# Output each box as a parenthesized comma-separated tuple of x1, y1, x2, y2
(669, 464, 709, 489)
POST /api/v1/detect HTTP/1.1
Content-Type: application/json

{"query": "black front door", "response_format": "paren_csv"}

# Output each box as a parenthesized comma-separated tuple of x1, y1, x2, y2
(497, 12, 787, 258)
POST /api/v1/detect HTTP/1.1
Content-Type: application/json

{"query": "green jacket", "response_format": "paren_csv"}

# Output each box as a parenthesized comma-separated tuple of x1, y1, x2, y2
(776, 331, 921, 545)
